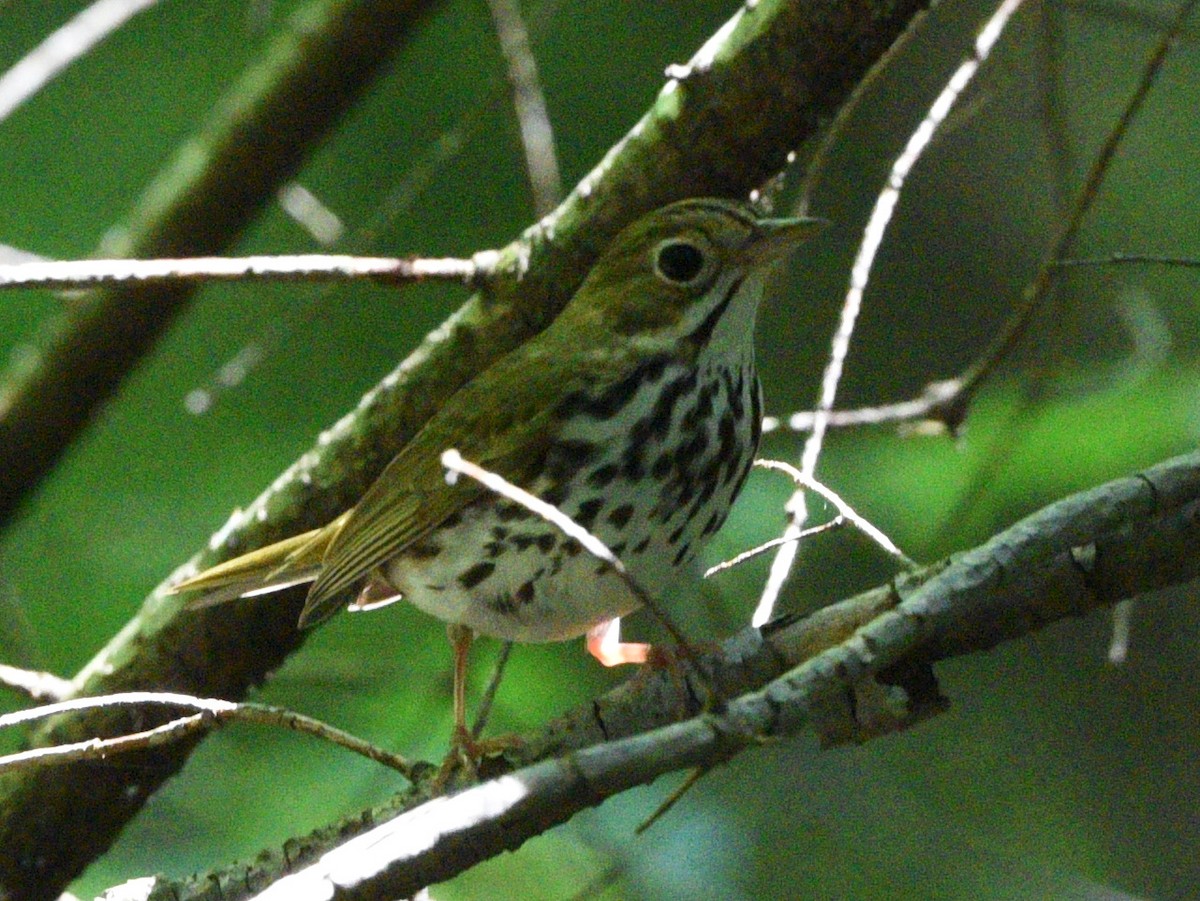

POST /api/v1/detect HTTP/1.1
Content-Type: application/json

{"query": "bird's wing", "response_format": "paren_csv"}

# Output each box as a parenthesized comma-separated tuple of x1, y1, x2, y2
(298, 342, 626, 626)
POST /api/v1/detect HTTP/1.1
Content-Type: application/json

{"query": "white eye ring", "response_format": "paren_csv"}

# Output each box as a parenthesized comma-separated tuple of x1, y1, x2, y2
(653, 238, 711, 286)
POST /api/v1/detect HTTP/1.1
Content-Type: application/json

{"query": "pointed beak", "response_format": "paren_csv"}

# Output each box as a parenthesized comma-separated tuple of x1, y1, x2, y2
(746, 215, 827, 266)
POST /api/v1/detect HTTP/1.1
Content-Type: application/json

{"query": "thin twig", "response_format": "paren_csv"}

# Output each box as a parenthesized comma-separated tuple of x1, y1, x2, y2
(704, 519, 843, 577)
(0, 663, 74, 703)
(471, 641, 514, 741)
(486, 0, 562, 216)
(635, 765, 709, 834)
(0, 254, 489, 292)
(755, 0, 1028, 627)
(756, 460, 918, 569)
(766, 379, 961, 434)
(0, 691, 417, 779)
(0, 0, 162, 125)
(1054, 253, 1200, 269)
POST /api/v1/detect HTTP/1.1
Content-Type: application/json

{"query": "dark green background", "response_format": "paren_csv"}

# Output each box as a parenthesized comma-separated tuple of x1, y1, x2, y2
(1, 0, 1198, 897)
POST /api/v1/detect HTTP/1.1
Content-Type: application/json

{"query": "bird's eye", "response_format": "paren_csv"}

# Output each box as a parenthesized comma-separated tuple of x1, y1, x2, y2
(653, 239, 709, 286)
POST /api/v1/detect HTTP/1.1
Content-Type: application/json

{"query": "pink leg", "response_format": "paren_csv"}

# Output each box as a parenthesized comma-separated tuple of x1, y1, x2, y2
(586, 617, 649, 666)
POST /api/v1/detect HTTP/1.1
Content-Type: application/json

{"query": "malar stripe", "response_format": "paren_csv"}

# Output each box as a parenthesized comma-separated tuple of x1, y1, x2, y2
(686, 276, 743, 349)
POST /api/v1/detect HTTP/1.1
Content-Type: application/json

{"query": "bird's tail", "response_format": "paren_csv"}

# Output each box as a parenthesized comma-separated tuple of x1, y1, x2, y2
(168, 511, 350, 607)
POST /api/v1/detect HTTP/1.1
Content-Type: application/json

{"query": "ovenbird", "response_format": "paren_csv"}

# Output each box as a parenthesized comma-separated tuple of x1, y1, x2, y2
(174, 198, 821, 747)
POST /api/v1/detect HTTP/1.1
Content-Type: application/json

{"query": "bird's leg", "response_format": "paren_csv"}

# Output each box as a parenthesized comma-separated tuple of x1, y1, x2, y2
(586, 617, 649, 666)
(435, 624, 520, 786)
(448, 622, 476, 755)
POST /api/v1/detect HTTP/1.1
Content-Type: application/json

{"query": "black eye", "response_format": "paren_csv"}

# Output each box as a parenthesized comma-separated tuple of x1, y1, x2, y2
(654, 239, 707, 285)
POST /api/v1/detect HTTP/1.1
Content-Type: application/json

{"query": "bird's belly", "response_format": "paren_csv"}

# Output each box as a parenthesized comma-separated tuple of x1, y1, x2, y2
(381, 502, 646, 642)
(383, 360, 760, 643)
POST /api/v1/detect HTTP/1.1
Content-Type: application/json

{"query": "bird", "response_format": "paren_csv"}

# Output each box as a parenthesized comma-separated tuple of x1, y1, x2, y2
(172, 197, 822, 755)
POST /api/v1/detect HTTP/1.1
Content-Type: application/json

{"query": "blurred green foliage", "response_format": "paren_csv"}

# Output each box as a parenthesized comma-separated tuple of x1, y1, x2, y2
(0, 0, 1198, 897)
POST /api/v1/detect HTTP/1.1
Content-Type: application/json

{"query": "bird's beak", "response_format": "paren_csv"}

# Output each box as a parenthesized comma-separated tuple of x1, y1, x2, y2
(746, 215, 827, 266)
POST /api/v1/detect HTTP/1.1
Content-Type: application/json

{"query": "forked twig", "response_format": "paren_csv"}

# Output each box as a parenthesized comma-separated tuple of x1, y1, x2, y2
(0, 691, 417, 780)
(757, 460, 917, 569)
(706, 460, 915, 578)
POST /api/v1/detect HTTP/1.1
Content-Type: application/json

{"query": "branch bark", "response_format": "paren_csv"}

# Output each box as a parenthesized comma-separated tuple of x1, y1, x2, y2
(0, 0, 932, 896)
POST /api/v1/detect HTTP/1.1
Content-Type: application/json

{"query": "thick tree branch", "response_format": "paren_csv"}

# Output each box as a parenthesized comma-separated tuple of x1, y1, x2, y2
(105, 451, 1200, 900)
(0, 0, 933, 896)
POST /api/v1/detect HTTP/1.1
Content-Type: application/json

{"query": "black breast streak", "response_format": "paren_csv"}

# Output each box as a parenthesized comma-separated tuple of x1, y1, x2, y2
(608, 503, 635, 528)
(749, 374, 763, 457)
(459, 561, 495, 590)
(727, 373, 763, 500)
(587, 462, 620, 489)
(681, 380, 717, 432)
(725, 368, 745, 420)
(626, 366, 698, 480)
(716, 412, 739, 486)
(496, 503, 533, 523)
(487, 593, 519, 615)
(574, 497, 603, 530)
(545, 438, 598, 481)
(700, 507, 724, 537)
(556, 354, 672, 422)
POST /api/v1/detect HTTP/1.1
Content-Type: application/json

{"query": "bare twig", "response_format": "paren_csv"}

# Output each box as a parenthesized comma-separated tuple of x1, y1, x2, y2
(0, 254, 488, 292)
(0, 663, 74, 703)
(0, 0, 162, 125)
(1054, 253, 1200, 269)
(765, 378, 961, 434)
(471, 641, 514, 741)
(704, 519, 844, 577)
(756, 0, 1028, 627)
(756, 460, 917, 568)
(486, 0, 562, 216)
(0, 691, 418, 779)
